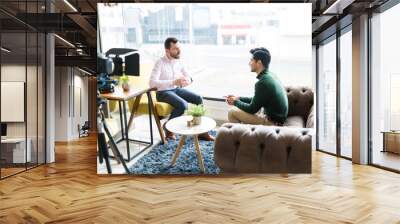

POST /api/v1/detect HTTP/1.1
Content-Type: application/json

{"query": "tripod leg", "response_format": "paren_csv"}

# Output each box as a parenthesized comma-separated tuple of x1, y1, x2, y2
(98, 133, 112, 174)
(103, 119, 131, 174)
(109, 147, 122, 164)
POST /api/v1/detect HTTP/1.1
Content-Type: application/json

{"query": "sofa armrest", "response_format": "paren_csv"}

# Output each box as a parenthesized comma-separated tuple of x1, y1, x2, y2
(305, 105, 314, 128)
(214, 123, 312, 173)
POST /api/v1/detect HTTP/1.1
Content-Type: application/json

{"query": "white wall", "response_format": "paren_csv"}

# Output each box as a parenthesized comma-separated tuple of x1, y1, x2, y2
(1, 65, 28, 139)
(55, 66, 69, 141)
(1, 64, 46, 164)
(55, 67, 89, 141)
(1, 66, 25, 134)
(71, 72, 89, 138)
(1, 65, 41, 136)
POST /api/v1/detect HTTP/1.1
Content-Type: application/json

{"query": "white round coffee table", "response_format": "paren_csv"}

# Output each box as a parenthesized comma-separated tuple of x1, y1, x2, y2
(165, 115, 216, 173)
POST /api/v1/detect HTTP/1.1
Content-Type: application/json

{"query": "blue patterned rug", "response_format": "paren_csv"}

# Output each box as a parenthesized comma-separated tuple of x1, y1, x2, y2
(129, 131, 220, 175)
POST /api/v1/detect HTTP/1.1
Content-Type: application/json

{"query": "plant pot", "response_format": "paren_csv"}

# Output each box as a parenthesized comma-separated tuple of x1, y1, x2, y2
(192, 116, 202, 125)
(122, 83, 130, 92)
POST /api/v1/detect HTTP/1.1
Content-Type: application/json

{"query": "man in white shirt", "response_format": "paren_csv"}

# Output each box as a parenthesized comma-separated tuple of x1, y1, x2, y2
(149, 37, 214, 141)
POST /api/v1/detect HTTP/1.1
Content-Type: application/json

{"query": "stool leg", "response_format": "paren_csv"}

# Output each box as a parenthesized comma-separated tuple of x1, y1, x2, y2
(194, 135, 205, 173)
(171, 135, 186, 166)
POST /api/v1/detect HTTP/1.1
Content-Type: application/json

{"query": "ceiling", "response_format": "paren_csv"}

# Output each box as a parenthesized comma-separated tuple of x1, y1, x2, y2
(0, 0, 97, 72)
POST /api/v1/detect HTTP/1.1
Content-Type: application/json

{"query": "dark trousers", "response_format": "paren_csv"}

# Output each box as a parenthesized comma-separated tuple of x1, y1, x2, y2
(156, 88, 203, 121)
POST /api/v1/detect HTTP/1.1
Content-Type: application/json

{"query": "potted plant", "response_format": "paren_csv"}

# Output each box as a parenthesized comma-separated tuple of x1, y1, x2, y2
(119, 75, 130, 92)
(186, 105, 206, 125)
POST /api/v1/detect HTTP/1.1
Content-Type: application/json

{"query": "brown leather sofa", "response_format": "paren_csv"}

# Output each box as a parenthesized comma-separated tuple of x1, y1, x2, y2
(214, 86, 314, 173)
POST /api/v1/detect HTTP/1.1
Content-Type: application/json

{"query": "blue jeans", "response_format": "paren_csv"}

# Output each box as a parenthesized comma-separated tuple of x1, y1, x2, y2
(156, 88, 203, 121)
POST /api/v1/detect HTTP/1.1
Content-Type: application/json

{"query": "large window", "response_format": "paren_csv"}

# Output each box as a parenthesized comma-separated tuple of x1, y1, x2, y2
(340, 28, 352, 158)
(98, 3, 312, 98)
(317, 36, 337, 155)
(317, 27, 352, 159)
(371, 3, 400, 171)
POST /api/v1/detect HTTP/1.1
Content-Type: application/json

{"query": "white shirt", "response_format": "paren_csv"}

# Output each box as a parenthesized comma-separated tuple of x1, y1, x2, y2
(149, 55, 192, 91)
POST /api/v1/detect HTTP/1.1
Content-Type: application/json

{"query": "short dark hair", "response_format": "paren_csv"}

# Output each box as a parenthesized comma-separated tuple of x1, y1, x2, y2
(164, 37, 178, 49)
(250, 47, 271, 69)
(250, 47, 269, 54)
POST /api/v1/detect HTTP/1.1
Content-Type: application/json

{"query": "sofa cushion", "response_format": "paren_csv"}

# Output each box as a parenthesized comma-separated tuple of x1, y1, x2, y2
(215, 123, 312, 173)
(135, 95, 173, 117)
(137, 101, 173, 117)
(284, 116, 305, 128)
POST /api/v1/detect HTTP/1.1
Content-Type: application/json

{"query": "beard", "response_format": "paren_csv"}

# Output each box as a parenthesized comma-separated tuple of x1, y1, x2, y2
(171, 53, 180, 59)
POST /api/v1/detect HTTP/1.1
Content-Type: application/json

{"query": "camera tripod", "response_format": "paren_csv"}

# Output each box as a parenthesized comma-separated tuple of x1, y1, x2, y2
(97, 99, 131, 174)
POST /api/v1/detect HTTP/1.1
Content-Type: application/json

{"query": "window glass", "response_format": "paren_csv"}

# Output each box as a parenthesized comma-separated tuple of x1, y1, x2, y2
(98, 3, 312, 98)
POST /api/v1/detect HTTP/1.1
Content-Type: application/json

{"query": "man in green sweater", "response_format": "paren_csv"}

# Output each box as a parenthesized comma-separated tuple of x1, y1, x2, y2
(226, 47, 288, 125)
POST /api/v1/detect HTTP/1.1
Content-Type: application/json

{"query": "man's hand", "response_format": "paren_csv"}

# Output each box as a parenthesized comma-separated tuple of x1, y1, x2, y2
(173, 77, 185, 87)
(180, 77, 191, 87)
(225, 95, 239, 105)
(174, 77, 190, 87)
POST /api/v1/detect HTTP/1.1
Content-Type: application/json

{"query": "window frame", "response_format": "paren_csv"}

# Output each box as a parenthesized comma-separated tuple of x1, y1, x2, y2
(315, 23, 353, 160)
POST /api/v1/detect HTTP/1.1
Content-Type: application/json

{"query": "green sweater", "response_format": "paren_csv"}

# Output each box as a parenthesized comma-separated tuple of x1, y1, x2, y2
(234, 70, 288, 123)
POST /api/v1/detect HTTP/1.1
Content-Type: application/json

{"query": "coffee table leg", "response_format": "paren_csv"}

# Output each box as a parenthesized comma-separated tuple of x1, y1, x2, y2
(194, 135, 205, 173)
(171, 135, 186, 166)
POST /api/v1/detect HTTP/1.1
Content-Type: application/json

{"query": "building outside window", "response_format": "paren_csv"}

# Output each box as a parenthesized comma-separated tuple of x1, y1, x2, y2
(98, 3, 312, 98)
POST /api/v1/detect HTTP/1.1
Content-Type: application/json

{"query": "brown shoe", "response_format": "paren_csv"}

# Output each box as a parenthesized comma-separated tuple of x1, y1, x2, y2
(198, 132, 215, 141)
(163, 122, 176, 141)
(165, 130, 176, 140)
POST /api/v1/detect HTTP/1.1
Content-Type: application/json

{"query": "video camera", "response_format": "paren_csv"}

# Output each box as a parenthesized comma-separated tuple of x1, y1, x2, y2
(97, 48, 140, 94)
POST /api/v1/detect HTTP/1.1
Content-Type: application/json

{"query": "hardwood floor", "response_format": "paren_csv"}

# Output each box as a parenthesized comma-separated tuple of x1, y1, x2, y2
(372, 150, 400, 171)
(0, 167, 26, 178)
(1, 135, 400, 223)
(1, 163, 44, 178)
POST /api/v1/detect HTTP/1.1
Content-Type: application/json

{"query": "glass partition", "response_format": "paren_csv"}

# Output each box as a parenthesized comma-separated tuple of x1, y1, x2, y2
(0, 30, 28, 178)
(0, 0, 46, 179)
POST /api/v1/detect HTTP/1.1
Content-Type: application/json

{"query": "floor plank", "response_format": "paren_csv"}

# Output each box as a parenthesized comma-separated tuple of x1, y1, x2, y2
(1, 135, 400, 223)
